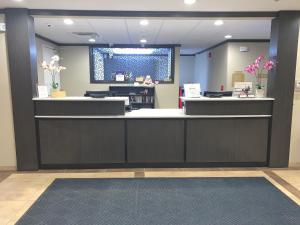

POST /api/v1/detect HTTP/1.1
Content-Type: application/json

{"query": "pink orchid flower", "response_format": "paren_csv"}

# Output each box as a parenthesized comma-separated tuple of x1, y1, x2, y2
(263, 60, 275, 71)
(255, 55, 264, 64)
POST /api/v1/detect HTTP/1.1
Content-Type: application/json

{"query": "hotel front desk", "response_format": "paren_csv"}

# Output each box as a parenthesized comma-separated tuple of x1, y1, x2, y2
(33, 96, 274, 169)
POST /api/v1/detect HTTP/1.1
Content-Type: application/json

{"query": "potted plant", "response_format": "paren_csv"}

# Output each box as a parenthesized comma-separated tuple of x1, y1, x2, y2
(41, 55, 66, 98)
(244, 55, 275, 98)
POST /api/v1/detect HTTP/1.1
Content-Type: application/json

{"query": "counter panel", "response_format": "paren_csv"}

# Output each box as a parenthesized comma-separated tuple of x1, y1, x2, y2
(35, 101, 125, 116)
(186, 118, 269, 163)
(185, 101, 273, 115)
(38, 119, 125, 165)
(127, 119, 185, 163)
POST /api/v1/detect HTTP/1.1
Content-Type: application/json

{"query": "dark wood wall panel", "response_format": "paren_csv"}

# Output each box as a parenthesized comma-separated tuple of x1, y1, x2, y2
(127, 119, 185, 163)
(267, 12, 300, 167)
(186, 118, 269, 163)
(5, 9, 39, 170)
(39, 119, 125, 165)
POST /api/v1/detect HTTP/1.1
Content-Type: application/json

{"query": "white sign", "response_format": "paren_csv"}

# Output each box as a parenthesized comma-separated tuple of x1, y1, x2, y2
(233, 82, 253, 96)
(116, 74, 125, 82)
(0, 23, 5, 32)
(37, 85, 49, 98)
(184, 83, 201, 98)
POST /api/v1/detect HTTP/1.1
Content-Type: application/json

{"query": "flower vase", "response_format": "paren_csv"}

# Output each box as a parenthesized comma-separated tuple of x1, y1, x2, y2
(51, 89, 66, 98)
(255, 88, 265, 98)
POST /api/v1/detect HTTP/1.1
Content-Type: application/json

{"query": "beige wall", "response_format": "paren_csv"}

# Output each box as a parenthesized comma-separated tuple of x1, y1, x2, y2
(195, 43, 228, 92)
(180, 56, 195, 86)
(194, 42, 269, 92)
(289, 25, 300, 165)
(227, 42, 269, 90)
(36, 37, 59, 84)
(208, 43, 228, 91)
(60, 46, 180, 108)
(0, 33, 16, 169)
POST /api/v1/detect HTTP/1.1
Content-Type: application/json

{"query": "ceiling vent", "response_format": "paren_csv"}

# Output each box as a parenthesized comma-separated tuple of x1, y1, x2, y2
(72, 32, 99, 38)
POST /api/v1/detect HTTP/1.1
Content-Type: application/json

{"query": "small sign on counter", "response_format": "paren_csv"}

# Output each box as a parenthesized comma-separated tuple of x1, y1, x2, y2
(184, 83, 201, 98)
(37, 85, 49, 98)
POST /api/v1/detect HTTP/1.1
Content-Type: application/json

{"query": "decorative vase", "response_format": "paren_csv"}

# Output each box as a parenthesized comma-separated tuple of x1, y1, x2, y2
(255, 88, 265, 98)
(51, 89, 66, 98)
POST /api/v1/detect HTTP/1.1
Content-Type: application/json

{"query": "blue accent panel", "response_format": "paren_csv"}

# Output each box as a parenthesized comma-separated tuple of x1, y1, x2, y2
(103, 55, 168, 81)
(91, 47, 173, 82)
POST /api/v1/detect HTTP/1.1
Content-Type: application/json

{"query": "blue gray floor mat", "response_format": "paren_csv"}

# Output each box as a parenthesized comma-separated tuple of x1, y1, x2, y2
(16, 177, 300, 225)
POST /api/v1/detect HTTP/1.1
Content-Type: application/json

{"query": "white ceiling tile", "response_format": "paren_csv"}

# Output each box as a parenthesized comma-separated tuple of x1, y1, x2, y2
(155, 19, 200, 44)
(125, 19, 163, 44)
(34, 17, 272, 51)
(87, 18, 130, 44)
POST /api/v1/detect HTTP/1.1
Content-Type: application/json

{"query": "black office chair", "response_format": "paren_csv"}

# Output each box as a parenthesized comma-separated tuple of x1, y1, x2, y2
(84, 91, 116, 98)
(203, 91, 233, 98)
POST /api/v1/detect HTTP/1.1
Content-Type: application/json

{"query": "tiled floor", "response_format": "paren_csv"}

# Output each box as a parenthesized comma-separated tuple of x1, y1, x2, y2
(0, 168, 299, 225)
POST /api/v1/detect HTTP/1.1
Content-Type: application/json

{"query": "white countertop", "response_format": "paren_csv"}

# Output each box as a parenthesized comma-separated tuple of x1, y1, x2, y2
(35, 109, 272, 119)
(33, 96, 129, 102)
(181, 96, 275, 101)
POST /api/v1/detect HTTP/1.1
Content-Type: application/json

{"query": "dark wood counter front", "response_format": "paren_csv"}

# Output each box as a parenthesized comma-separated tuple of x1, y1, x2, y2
(33, 99, 275, 169)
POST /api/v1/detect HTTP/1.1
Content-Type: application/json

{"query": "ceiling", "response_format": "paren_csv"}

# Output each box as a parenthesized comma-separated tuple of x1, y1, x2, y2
(34, 17, 272, 54)
(0, 0, 300, 11)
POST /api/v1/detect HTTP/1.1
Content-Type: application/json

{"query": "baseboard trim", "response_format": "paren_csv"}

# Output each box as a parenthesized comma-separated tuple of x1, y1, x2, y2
(39, 162, 268, 170)
(0, 166, 17, 171)
(288, 162, 300, 168)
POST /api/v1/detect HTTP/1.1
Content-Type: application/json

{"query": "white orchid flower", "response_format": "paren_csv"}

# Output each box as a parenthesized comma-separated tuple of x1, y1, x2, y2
(51, 55, 60, 62)
(58, 66, 67, 72)
(41, 61, 48, 70)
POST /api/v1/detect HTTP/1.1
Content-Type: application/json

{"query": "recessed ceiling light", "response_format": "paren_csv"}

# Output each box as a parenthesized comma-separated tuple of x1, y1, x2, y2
(88, 38, 96, 43)
(12, 0, 23, 2)
(184, 0, 196, 5)
(225, 34, 232, 39)
(140, 38, 147, 43)
(214, 20, 224, 26)
(140, 20, 149, 26)
(64, 19, 74, 25)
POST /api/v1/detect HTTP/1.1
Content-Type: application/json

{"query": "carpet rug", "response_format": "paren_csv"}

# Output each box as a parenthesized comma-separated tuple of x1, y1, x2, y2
(16, 177, 300, 225)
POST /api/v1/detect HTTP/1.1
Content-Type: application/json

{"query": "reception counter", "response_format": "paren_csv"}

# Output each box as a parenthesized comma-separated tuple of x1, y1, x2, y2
(33, 97, 274, 169)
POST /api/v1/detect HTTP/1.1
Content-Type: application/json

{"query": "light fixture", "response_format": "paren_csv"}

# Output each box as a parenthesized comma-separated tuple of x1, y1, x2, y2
(140, 20, 149, 26)
(140, 38, 147, 43)
(113, 48, 155, 55)
(64, 19, 74, 25)
(88, 38, 96, 43)
(12, 0, 23, 2)
(225, 34, 232, 39)
(184, 0, 196, 5)
(214, 20, 224, 26)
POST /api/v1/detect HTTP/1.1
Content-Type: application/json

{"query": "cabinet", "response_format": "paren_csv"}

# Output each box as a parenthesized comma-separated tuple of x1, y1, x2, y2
(38, 119, 125, 165)
(127, 119, 185, 163)
(186, 118, 269, 163)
